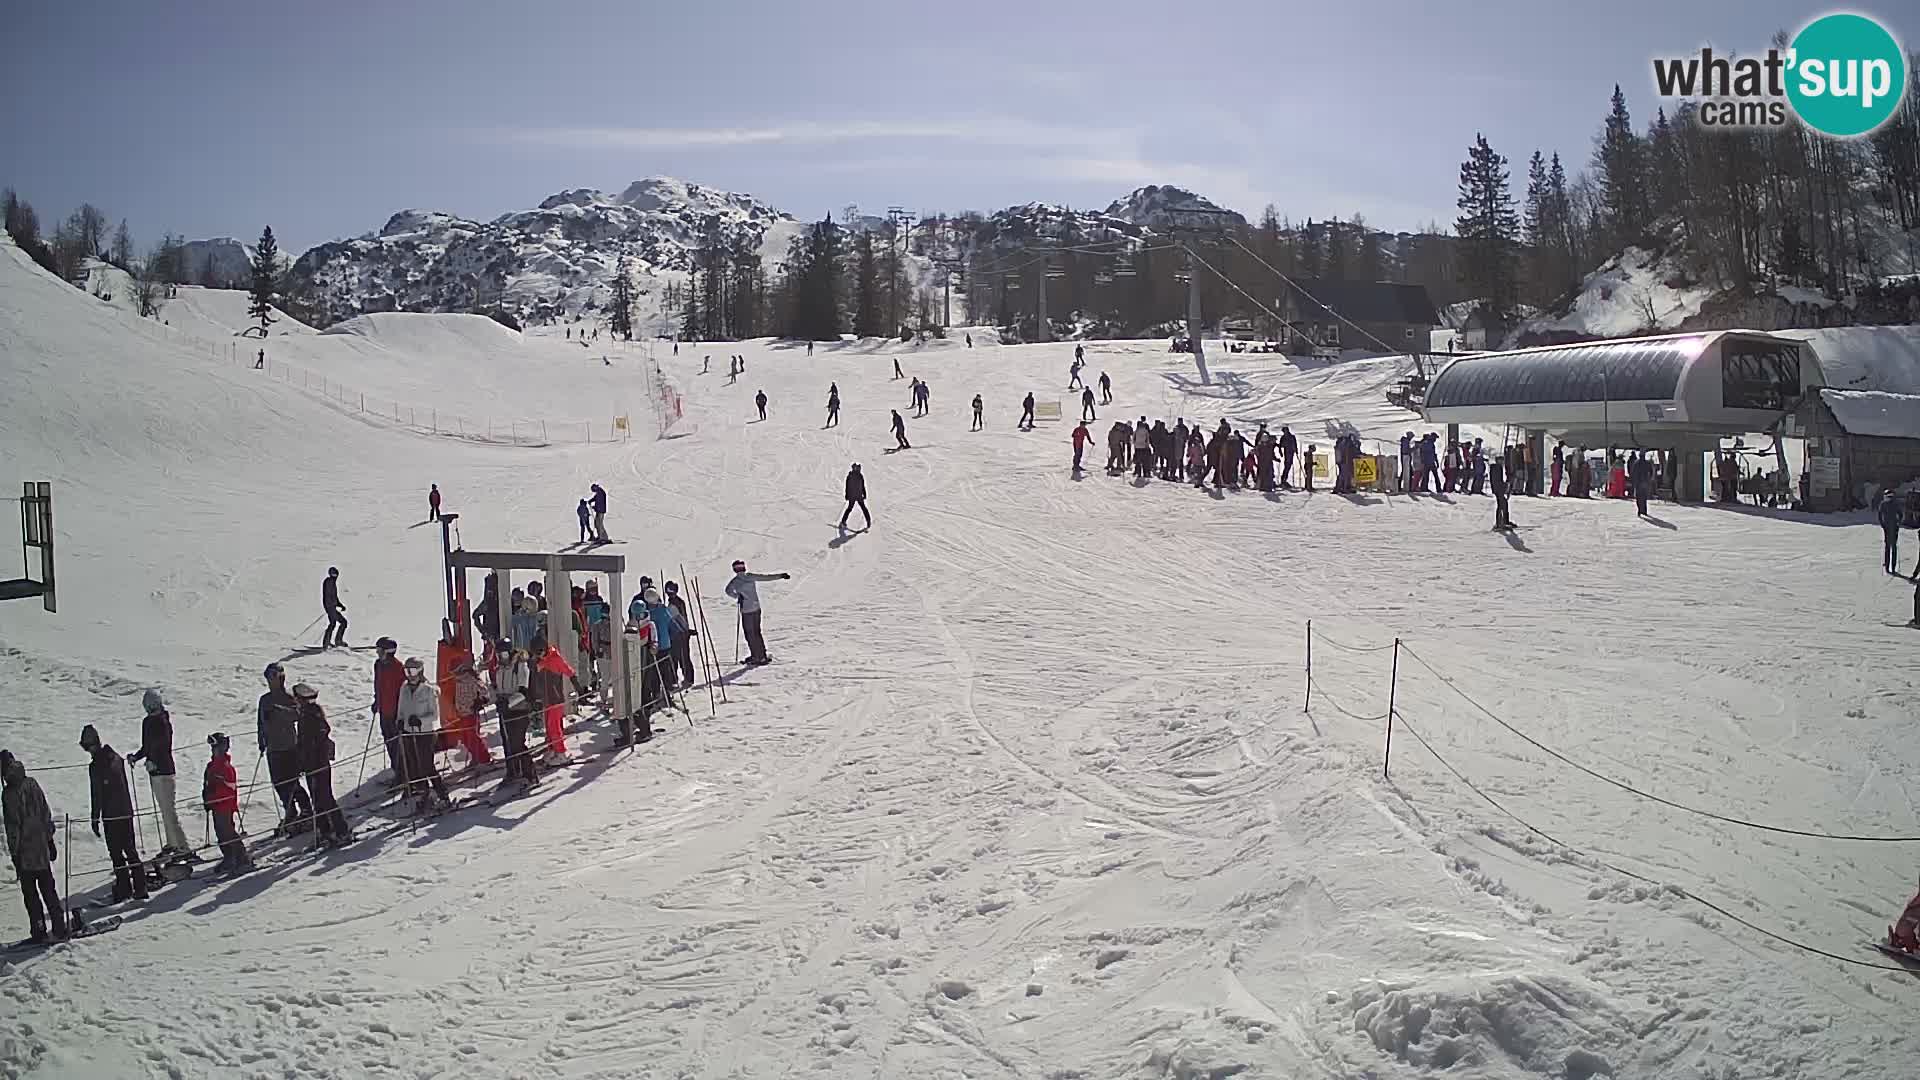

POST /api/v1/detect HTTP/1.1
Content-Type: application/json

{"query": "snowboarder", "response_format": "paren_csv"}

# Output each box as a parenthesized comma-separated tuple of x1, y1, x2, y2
(257, 662, 312, 833)
(891, 410, 911, 450)
(127, 689, 190, 857)
(373, 637, 406, 780)
(663, 582, 697, 688)
(201, 733, 251, 875)
(1879, 488, 1905, 573)
(396, 658, 452, 814)
(1099, 371, 1112, 404)
(755, 389, 768, 421)
(840, 463, 871, 529)
(1081, 387, 1096, 422)
(971, 394, 983, 431)
(725, 560, 791, 666)
(1630, 452, 1654, 517)
(428, 484, 441, 522)
(1489, 457, 1514, 531)
(2, 751, 65, 942)
(590, 483, 609, 542)
(291, 683, 352, 849)
(80, 724, 148, 902)
(826, 385, 841, 428)
(1020, 393, 1036, 431)
(1072, 420, 1093, 473)
(577, 499, 592, 544)
(894, 358, 904, 380)
(321, 567, 348, 649)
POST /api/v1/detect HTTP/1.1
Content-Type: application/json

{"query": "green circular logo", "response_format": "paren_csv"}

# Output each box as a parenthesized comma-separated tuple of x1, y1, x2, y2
(1787, 13, 1908, 137)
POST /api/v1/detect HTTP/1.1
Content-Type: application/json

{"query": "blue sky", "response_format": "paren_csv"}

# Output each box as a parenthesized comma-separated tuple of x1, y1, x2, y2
(4, 0, 1914, 254)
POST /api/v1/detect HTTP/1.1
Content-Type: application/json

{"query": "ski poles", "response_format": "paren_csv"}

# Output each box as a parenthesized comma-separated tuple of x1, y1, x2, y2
(239, 751, 263, 831)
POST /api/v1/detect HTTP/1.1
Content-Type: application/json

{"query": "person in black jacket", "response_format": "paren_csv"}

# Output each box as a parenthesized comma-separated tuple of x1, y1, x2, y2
(79, 724, 148, 901)
(1019, 393, 1035, 430)
(127, 689, 191, 856)
(292, 684, 352, 849)
(755, 390, 768, 421)
(321, 567, 348, 649)
(3, 751, 66, 941)
(1629, 451, 1654, 517)
(1489, 458, 1514, 531)
(891, 410, 911, 450)
(257, 663, 313, 834)
(839, 463, 871, 529)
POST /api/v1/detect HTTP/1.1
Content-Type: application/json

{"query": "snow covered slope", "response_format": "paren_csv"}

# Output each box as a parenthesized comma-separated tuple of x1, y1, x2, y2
(4, 233, 1920, 1079)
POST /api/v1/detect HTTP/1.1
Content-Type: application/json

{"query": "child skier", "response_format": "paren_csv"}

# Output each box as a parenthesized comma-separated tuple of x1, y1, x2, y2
(202, 733, 252, 875)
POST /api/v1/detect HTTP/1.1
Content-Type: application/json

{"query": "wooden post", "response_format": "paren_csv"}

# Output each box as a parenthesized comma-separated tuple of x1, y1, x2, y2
(1384, 638, 1401, 778)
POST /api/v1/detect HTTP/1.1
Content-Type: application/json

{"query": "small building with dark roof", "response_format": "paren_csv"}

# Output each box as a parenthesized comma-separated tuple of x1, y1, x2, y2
(1276, 278, 1441, 355)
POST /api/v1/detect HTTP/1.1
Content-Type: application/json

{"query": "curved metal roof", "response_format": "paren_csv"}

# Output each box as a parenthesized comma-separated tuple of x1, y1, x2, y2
(1426, 335, 1711, 408)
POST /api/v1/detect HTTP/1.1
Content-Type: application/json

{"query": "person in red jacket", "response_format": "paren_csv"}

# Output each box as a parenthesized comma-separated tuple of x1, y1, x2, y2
(372, 637, 406, 781)
(1071, 421, 1093, 473)
(531, 636, 575, 762)
(428, 483, 442, 522)
(201, 733, 252, 875)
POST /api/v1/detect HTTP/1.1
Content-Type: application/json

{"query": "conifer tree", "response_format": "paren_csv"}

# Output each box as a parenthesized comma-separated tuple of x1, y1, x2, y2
(609, 253, 635, 340)
(248, 226, 278, 334)
(1455, 134, 1520, 326)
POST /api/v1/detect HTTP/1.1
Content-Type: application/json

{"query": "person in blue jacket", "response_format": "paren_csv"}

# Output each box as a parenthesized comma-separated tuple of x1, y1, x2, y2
(642, 587, 677, 693)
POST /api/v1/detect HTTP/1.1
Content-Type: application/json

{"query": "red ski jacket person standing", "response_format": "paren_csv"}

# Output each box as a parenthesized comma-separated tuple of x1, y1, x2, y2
(373, 639, 407, 779)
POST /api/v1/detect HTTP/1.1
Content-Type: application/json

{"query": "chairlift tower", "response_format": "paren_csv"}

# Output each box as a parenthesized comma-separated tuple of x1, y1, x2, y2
(1164, 207, 1239, 385)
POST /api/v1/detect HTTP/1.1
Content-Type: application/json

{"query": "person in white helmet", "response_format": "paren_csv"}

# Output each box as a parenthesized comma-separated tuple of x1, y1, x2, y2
(724, 559, 791, 666)
(396, 658, 453, 815)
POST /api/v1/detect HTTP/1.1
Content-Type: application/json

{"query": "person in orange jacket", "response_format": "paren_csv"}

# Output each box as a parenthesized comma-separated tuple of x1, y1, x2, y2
(530, 635, 575, 763)
(435, 620, 492, 767)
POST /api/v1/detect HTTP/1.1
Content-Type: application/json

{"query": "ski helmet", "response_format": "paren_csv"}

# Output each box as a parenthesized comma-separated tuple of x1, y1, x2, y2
(79, 724, 101, 750)
(142, 688, 164, 713)
(403, 657, 425, 677)
(732, 560, 746, 572)
(263, 662, 284, 681)
(642, 587, 660, 605)
(376, 636, 397, 653)
(207, 732, 230, 753)
(328, 567, 339, 577)
(292, 683, 318, 701)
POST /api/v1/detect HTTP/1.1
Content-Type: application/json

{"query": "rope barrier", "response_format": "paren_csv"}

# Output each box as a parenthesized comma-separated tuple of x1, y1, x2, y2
(1397, 644, 1920, 843)
(1309, 627, 1398, 654)
(1388, 707, 1914, 973)
(1303, 675, 1391, 724)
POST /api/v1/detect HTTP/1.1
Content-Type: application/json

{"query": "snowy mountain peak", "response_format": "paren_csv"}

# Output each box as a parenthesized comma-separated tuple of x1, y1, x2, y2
(379, 209, 474, 238)
(614, 176, 786, 224)
(1103, 185, 1245, 228)
(537, 188, 615, 211)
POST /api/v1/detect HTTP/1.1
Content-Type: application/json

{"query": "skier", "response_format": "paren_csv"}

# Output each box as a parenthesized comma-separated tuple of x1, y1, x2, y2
(663, 581, 697, 688)
(444, 644, 492, 767)
(490, 640, 535, 789)
(1019, 393, 1036, 431)
(965, 333, 972, 348)
(702, 355, 711, 374)
(643, 589, 678, 694)
(577, 499, 592, 544)
(1081, 387, 1096, 422)
(201, 733, 252, 876)
(257, 663, 312, 833)
(428, 484, 441, 522)
(891, 409, 911, 450)
(291, 683, 352, 849)
(530, 636, 575, 762)
(127, 689, 190, 857)
(971, 394, 983, 431)
(826, 385, 840, 428)
(725, 560, 791, 666)
(1105, 422, 1127, 473)
(254, 348, 265, 370)
(755, 390, 768, 422)
(840, 463, 871, 529)
(396, 657, 452, 815)
(373, 637, 406, 781)
(1302, 444, 1317, 493)
(1398, 432, 1414, 493)
(1489, 456, 1514, 531)
(1099, 371, 1112, 404)
(917, 380, 930, 417)
(321, 567, 348, 649)
(1068, 360, 1084, 390)
(1277, 426, 1297, 489)
(1132, 418, 1153, 479)
(807, 340, 814, 356)
(1072, 420, 1093, 473)
(1419, 434, 1440, 494)
(894, 358, 904, 380)
(1254, 425, 1276, 491)
(80, 724, 148, 902)
(590, 483, 609, 542)
(1470, 439, 1487, 495)
(1629, 451, 1654, 517)
(1186, 430, 1207, 487)
(1879, 488, 1905, 573)
(2, 751, 65, 942)
(1075, 344, 1086, 367)
(1551, 443, 1566, 496)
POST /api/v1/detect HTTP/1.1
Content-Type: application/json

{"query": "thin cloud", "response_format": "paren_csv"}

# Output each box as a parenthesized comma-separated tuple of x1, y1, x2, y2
(496, 120, 1123, 152)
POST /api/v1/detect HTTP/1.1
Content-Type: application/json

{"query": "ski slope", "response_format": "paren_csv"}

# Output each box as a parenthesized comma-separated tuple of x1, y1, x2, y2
(3, 235, 1919, 1079)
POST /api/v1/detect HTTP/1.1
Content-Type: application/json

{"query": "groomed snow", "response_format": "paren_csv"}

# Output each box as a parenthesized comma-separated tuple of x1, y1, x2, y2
(3, 235, 1920, 1078)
